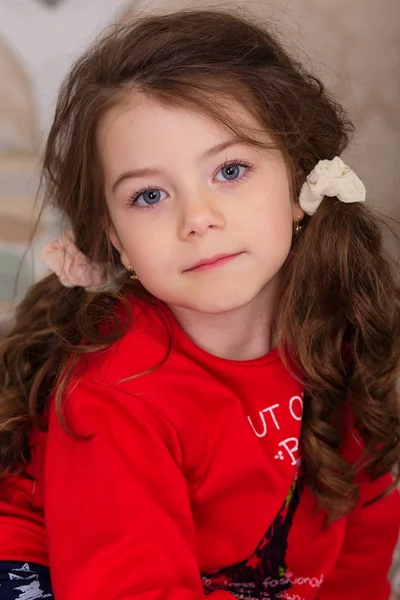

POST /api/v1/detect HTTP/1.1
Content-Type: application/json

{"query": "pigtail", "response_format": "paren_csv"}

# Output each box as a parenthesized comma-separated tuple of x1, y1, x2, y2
(0, 273, 135, 477)
(278, 199, 400, 517)
(0, 276, 88, 475)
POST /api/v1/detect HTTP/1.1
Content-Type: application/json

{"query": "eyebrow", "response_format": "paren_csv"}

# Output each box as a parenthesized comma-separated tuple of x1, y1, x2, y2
(111, 139, 248, 193)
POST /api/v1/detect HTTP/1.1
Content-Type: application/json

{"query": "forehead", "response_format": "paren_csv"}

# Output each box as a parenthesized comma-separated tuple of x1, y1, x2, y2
(96, 91, 269, 162)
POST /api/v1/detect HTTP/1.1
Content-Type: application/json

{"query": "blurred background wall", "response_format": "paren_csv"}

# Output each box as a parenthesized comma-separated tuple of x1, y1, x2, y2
(0, 0, 399, 316)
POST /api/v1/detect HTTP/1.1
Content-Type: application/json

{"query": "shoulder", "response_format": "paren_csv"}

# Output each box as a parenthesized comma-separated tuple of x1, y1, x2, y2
(50, 298, 193, 466)
(53, 297, 172, 415)
(57, 297, 193, 433)
(79, 296, 173, 384)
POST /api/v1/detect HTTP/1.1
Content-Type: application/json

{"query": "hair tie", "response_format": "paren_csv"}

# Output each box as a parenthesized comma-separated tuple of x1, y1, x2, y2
(299, 156, 366, 216)
(41, 230, 108, 289)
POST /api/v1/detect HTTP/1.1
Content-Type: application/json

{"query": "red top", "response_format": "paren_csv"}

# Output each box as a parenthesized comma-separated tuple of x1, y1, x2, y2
(0, 299, 399, 600)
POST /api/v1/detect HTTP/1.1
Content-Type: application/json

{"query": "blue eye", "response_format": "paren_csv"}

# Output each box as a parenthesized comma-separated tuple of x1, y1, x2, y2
(215, 161, 253, 183)
(131, 188, 167, 207)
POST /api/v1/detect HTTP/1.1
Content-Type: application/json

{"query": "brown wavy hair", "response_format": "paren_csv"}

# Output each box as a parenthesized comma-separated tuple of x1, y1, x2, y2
(1, 8, 399, 519)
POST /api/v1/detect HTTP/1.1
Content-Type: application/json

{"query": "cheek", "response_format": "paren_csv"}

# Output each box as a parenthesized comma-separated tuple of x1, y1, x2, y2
(111, 213, 163, 266)
(125, 238, 165, 271)
(121, 231, 174, 290)
(245, 197, 294, 253)
(257, 223, 293, 267)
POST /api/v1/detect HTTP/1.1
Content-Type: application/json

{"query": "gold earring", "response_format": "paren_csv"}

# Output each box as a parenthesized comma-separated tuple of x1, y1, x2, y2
(294, 215, 302, 235)
(128, 264, 138, 280)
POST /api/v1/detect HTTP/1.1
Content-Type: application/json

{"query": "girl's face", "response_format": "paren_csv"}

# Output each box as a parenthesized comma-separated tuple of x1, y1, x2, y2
(98, 94, 303, 314)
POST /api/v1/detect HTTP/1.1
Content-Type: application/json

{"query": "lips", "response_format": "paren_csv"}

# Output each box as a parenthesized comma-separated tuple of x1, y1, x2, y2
(184, 252, 243, 273)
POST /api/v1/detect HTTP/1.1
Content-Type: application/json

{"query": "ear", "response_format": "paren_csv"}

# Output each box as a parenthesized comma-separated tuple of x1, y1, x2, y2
(292, 202, 305, 223)
(109, 224, 130, 270)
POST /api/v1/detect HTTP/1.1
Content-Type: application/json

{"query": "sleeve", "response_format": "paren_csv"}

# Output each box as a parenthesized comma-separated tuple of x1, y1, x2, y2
(319, 471, 400, 599)
(44, 376, 231, 600)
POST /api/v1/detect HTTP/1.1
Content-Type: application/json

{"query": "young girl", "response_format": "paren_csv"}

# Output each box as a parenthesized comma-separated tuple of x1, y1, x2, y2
(0, 8, 399, 600)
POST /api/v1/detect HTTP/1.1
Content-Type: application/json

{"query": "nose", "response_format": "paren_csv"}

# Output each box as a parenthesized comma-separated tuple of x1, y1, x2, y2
(178, 186, 226, 240)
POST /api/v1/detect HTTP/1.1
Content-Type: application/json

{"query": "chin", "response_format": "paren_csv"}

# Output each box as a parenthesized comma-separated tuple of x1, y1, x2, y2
(181, 289, 260, 315)
(149, 277, 272, 316)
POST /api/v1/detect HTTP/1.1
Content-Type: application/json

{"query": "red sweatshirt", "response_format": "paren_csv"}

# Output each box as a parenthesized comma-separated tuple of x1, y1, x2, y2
(0, 299, 399, 600)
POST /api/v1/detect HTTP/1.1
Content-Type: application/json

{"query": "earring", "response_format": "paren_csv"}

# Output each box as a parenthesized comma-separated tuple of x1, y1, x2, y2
(128, 264, 138, 280)
(294, 215, 302, 235)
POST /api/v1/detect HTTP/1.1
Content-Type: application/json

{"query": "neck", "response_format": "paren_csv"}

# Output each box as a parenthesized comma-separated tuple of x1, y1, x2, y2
(169, 283, 278, 361)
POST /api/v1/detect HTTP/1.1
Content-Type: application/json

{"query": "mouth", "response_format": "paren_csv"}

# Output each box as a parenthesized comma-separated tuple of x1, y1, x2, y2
(184, 252, 244, 273)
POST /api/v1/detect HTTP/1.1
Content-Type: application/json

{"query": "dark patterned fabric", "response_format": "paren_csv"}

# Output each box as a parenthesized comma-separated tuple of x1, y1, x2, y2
(0, 562, 53, 599)
(202, 467, 305, 599)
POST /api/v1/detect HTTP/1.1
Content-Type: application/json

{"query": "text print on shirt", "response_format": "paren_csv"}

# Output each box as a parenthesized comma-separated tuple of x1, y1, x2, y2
(247, 394, 304, 465)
